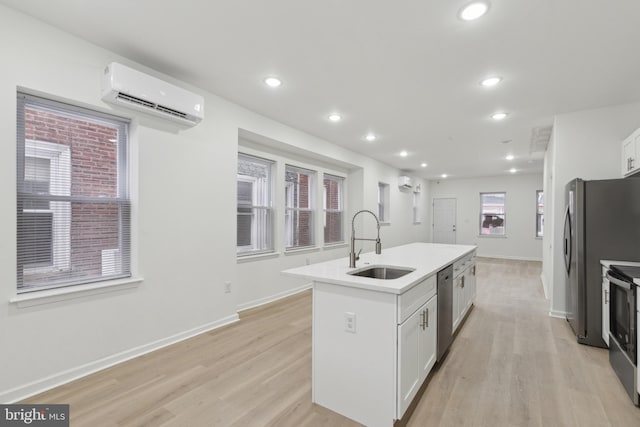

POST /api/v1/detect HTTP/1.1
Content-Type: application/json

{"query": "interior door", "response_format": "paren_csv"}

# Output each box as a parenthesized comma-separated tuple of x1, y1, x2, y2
(433, 198, 456, 244)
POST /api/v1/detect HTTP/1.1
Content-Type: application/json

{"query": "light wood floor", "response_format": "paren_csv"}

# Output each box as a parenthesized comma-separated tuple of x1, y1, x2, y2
(23, 258, 640, 426)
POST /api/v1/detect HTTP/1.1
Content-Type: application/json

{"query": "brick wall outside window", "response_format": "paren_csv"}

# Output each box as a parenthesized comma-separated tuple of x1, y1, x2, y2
(24, 108, 120, 280)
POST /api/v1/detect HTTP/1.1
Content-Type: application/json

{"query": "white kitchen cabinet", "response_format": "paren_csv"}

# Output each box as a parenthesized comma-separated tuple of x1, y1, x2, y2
(284, 243, 477, 427)
(453, 256, 476, 332)
(397, 294, 437, 417)
(601, 266, 610, 347)
(622, 128, 640, 177)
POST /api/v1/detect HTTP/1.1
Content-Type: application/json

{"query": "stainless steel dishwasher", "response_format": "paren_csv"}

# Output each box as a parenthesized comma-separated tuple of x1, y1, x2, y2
(437, 264, 453, 361)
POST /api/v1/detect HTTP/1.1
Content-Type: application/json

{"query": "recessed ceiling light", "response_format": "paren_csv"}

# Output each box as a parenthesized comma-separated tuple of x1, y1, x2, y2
(365, 133, 376, 142)
(328, 113, 342, 122)
(264, 77, 282, 88)
(441, 174, 448, 178)
(400, 150, 408, 157)
(505, 154, 514, 161)
(459, 1, 490, 21)
(481, 76, 502, 87)
(491, 112, 508, 120)
(509, 168, 517, 173)
(421, 163, 428, 168)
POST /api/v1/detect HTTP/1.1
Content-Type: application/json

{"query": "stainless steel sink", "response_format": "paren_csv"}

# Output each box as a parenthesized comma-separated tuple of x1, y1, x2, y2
(347, 266, 415, 280)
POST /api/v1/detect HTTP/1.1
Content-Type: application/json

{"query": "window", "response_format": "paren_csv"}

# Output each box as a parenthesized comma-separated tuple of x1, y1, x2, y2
(17, 93, 130, 292)
(323, 174, 344, 244)
(237, 153, 274, 255)
(285, 165, 315, 249)
(413, 192, 421, 224)
(378, 182, 390, 222)
(480, 192, 506, 236)
(536, 190, 544, 237)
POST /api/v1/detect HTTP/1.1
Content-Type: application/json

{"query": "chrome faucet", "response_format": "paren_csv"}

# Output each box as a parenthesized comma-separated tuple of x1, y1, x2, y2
(349, 209, 382, 268)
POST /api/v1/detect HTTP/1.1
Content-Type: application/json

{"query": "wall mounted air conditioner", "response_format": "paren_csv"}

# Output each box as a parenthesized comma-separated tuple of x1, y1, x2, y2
(101, 62, 204, 126)
(398, 176, 413, 189)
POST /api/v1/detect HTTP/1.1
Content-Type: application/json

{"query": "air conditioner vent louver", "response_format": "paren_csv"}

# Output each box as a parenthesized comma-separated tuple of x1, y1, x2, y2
(102, 62, 204, 126)
(155, 104, 188, 119)
(115, 92, 156, 109)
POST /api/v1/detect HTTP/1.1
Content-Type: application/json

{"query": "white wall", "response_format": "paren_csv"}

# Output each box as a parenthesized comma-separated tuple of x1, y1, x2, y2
(428, 174, 544, 261)
(0, 5, 431, 401)
(545, 102, 640, 317)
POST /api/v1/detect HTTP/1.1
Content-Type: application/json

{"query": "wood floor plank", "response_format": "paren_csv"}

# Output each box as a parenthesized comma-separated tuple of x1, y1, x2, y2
(21, 258, 640, 426)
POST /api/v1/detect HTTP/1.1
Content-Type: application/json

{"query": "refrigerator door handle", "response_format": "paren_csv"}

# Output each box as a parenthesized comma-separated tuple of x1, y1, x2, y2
(563, 206, 572, 274)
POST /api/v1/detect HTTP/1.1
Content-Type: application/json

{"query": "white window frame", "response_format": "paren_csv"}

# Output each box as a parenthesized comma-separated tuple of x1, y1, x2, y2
(378, 182, 390, 223)
(412, 191, 421, 224)
(479, 192, 506, 236)
(536, 190, 544, 237)
(17, 92, 131, 293)
(23, 140, 71, 274)
(285, 165, 316, 250)
(323, 173, 344, 244)
(237, 153, 274, 256)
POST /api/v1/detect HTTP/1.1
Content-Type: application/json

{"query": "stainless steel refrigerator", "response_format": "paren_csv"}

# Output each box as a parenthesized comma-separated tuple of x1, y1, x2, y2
(564, 178, 640, 347)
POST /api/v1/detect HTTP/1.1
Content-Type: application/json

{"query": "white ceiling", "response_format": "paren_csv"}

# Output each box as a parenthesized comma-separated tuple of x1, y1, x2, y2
(3, 0, 640, 179)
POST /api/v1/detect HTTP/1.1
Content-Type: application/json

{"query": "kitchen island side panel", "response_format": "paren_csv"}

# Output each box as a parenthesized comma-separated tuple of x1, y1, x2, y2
(313, 281, 398, 427)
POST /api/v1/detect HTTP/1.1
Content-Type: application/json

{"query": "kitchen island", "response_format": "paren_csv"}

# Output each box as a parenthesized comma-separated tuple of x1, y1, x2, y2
(282, 242, 477, 427)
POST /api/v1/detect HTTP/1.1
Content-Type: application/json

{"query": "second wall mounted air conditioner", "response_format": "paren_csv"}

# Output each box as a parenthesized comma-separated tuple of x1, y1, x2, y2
(398, 176, 413, 189)
(101, 62, 205, 126)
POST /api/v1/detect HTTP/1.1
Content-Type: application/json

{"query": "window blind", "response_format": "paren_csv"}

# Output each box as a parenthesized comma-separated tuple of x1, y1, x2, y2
(285, 165, 315, 249)
(16, 93, 131, 292)
(323, 174, 344, 244)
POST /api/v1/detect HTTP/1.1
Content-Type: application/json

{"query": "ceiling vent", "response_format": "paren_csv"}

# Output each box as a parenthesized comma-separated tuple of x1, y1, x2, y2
(529, 125, 552, 154)
(101, 62, 204, 126)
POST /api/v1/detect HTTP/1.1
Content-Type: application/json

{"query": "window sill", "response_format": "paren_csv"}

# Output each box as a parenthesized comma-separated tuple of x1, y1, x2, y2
(323, 242, 348, 250)
(10, 277, 144, 308)
(284, 246, 321, 256)
(237, 251, 279, 263)
(478, 234, 508, 239)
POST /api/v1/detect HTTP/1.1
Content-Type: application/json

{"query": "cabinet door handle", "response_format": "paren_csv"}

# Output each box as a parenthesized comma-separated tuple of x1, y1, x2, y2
(425, 308, 429, 328)
(461, 276, 465, 288)
(420, 310, 425, 330)
(631, 158, 635, 170)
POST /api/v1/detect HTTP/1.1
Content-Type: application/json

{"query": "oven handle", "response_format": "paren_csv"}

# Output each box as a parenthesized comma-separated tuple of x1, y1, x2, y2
(606, 272, 632, 290)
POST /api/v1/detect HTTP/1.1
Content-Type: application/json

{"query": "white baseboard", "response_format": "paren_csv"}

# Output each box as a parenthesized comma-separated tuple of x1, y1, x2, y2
(549, 310, 567, 319)
(237, 283, 312, 312)
(477, 254, 543, 262)
(1, 313, 239, 404)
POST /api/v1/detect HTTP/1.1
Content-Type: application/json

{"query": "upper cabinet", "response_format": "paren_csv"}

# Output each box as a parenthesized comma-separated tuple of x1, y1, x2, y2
(622, 128, 640, 177)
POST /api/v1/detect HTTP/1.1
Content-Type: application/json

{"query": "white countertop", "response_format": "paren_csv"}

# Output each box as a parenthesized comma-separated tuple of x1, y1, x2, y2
(282, 242, 476, 294)
(601, 259, 640, 286)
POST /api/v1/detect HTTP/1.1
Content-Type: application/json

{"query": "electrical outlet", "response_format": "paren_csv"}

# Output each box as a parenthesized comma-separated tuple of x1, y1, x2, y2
(345, 312, 356, 333)
(224, 281, 232, 293)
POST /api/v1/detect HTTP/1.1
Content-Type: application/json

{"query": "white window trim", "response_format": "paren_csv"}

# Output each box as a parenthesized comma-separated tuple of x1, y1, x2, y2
(23, 139, 71, 275)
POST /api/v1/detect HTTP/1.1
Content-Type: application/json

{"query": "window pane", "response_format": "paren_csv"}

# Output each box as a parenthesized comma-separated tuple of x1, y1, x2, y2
(324, 174, 344, 244)
(17, 93, 130, 292)
(237, 154, 274, 254)
(285, 165, 315, 249)
(536, 190, 544, 237)
(480, 192, 505, 236)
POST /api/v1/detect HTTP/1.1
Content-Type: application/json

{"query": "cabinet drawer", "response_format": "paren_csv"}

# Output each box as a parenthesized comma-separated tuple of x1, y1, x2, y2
(453, 251, 476, 277)
(398, 274, 437, 324)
